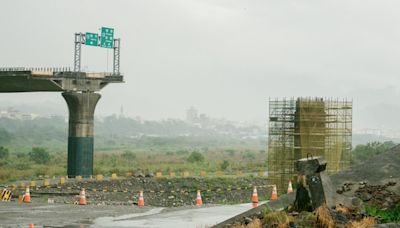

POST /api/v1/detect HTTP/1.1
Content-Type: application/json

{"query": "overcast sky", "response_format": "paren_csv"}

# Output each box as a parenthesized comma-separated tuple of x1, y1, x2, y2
(1, 0, 400, 130)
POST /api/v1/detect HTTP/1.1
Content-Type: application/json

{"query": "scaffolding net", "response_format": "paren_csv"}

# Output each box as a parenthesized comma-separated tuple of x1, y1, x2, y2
(267, 97, 352, 192)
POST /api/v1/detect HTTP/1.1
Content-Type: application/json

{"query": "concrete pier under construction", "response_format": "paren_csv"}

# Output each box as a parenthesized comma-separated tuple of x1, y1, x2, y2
(267, 97, 352, 193)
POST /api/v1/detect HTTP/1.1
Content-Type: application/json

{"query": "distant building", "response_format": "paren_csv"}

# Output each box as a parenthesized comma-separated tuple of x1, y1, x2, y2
(119, 105, 125, 118)
(186, 107, 198, 123)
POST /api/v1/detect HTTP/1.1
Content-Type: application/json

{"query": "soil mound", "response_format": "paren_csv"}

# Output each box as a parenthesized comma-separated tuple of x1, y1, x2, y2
(331, 144, 400, 192)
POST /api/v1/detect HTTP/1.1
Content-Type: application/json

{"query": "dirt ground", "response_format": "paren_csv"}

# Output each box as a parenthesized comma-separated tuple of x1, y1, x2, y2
(331, 145, 400, 192)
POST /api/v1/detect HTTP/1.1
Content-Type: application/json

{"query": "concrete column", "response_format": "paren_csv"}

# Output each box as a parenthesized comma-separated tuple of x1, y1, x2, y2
(62, 92, 101, 177)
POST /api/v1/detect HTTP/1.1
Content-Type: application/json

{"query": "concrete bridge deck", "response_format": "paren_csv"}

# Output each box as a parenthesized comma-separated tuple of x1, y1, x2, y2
(0, 68, 123, 92)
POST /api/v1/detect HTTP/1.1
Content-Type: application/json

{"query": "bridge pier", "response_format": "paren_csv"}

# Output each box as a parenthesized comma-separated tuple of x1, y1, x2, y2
(62, 92, 101, 177)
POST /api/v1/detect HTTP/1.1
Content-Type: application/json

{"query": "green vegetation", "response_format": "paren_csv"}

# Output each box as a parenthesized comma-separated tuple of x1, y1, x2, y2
(220, 160, 230, 170)
(29, 147, 50, 164)
(0, 115, 267, 184)
(366, 203, 400, 223)
(187, 151, 204, 163)
(0, 142, 267, 184)
(352, 141, 397, 164)
(0, 146, 9, 159)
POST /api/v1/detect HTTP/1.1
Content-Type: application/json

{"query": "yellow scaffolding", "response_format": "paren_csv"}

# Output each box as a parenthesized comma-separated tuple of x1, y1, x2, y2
(267, 97, 352, 192)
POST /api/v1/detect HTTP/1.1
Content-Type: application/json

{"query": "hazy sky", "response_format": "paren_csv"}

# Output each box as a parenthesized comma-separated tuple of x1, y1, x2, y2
(1, 0, 400, 130)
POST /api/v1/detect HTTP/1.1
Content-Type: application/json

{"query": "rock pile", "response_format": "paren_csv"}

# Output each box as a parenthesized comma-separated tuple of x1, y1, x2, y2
(336, 182, 354, 194)
(355, 181, 399, 209)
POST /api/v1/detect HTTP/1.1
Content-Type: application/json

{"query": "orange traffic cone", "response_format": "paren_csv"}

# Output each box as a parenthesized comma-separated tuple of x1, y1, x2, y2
(23, 186, 31, 203)
(251, 186, 259, 208)
(287, 180, 293, 193)
(251, 186, 258, 203)
(271, 185, 278, 200)
(137, 190, 144, 206)
(79, 188, 87, 205)
(29, 224, 34, 228)
(195, 190, 202, 206)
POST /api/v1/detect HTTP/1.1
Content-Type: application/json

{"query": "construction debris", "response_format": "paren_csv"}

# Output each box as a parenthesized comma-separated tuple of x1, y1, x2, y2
(354, 182, 399, 209)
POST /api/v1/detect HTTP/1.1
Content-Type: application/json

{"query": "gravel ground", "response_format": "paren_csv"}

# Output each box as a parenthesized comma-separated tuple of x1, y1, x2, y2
(10, 177, 270, 207)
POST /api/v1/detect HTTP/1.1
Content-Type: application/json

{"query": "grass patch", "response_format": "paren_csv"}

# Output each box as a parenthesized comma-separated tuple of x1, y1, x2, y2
(365, 203, 400, 223)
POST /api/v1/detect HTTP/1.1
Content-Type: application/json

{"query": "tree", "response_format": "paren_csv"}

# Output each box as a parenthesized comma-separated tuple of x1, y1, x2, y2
(29, 147, 50, 164)
(0, 146, 9, 159)
(0, 128, 11, 144)
(187, 151, 204, 163)
(220, 160, 230, 170)
(352, 141, 397, 164)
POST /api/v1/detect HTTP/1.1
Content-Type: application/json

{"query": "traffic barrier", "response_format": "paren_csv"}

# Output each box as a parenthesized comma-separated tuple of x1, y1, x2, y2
(1, 189, 12, 201)
(30, 181, 36, 188)
(18, 195, 23, 203)
(59, 177, 65, 185)
(19, 182, 25, 189)
(111, 173, 118, 180)
(96, 175, 104, 181)
(169, 172, 176, 177)
(79, 188, 86, 205)
(23, 187, 31, 203)
(11, 184, 17, 190)
(75, 176, 83, 182)
(137, 190, 144, 206)
(200, 171, 207, 177)
(43, 179, 50, 187)
(155, 172, 162, 178)
(287, 180, 293, 193)
(182, 171, 190, 177)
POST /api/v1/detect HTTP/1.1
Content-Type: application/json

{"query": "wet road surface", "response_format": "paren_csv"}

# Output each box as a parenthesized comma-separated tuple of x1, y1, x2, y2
(92, 203, 258, 227)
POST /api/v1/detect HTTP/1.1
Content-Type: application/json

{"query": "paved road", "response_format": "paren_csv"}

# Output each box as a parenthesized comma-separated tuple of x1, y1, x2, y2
(92, 203, 258, 227)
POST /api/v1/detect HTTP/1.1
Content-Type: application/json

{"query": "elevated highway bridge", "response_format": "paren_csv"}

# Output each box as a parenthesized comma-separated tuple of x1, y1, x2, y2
(0, 67, 124, 177)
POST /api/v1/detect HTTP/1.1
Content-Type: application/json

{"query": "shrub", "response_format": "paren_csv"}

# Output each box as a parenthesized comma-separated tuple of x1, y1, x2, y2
(0, 146, 9, 159)
(29, 147, 50, 164)
(220, 160, 230, 170)
(187, 151, 204, 163)
(122, 150, 136, 160)
(225, 149, 235, 156)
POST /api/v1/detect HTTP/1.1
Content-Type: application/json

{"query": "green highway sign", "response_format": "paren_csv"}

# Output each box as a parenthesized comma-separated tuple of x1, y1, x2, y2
(100, 27, 114, 49)
(85, 32, 98, 46)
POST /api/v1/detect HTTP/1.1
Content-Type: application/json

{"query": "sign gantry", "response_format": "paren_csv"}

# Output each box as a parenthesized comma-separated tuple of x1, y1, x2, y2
(74, 27, 120, 74)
